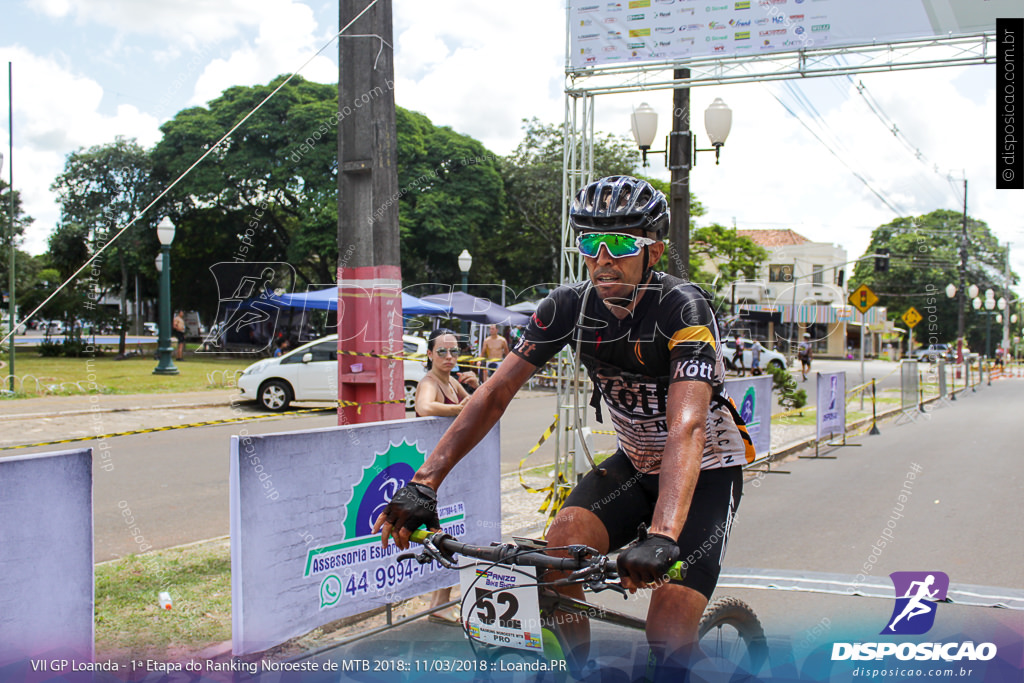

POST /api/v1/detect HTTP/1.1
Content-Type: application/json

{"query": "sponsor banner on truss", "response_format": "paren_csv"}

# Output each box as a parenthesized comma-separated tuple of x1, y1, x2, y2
(568, 0, 1015, 69)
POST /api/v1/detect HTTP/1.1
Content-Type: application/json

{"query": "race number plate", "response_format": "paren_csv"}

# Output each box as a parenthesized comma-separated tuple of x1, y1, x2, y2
(459, 562, 544, 652)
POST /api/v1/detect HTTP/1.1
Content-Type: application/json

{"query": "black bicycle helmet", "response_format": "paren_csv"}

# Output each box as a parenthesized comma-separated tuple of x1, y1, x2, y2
(569, 176, 669, 238)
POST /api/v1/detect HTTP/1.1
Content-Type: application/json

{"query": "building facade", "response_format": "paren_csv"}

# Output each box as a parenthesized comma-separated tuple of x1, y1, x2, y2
(723, 229, 885, 359)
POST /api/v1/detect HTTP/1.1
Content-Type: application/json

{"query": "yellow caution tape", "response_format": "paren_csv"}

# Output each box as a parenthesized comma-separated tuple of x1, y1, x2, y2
(517, 414, 560, 494)
(513, 414, 578, 536)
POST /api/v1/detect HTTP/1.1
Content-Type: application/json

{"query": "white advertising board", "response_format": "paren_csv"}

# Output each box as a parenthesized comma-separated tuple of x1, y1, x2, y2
(815, 371, 846, 440)
(568, 0, 1017, 69)
(230, 417, 501, 655)
(901, 359, 921, 412)
(724, 375, 773, 458)
(0, 448, 93, 666)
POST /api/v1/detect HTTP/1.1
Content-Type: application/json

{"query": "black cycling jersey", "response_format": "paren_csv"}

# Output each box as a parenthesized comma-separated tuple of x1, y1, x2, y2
(512, 271, 754, 473)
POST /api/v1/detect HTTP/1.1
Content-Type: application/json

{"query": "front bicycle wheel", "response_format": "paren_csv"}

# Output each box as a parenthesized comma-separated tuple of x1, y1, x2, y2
(698, 597, 768, 674)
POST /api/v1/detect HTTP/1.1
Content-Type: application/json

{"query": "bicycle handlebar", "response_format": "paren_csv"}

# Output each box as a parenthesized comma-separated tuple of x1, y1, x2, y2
(407, 529, 687, 585)
(408, 529, 593, 572)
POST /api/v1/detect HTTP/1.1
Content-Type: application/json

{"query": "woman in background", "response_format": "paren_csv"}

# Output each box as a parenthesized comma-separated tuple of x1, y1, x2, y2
(414, 328, 470, 624)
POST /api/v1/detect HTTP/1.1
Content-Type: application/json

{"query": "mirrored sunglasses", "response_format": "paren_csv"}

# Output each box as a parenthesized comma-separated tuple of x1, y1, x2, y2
(576, 232, 656, 259)
(433, 348, 460, 357)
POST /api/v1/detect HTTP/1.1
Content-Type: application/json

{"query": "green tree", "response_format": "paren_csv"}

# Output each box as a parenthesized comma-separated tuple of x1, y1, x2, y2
(152, 77, 510, 313)
(851, 209, 1016, 351)
(0, 178, 37, 317)
(688, 223, 768, 289)
(18, 226, 91, 333)
(497, 119, 642, 290)
(50, 137, 155, 352)
(151, 75, 340, 295)
(396, 108, 507, 291)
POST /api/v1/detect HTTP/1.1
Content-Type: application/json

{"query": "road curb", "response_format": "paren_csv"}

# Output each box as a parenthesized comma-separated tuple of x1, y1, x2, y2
(0, 396, 239, 421)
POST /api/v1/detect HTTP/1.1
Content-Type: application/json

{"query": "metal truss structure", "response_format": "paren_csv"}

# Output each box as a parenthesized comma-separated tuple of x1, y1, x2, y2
(551, 33, 997, 491)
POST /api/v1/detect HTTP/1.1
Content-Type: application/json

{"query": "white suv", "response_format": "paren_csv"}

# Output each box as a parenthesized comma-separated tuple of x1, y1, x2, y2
(237, 335, 427, 411)
(722, 337, 788, 372)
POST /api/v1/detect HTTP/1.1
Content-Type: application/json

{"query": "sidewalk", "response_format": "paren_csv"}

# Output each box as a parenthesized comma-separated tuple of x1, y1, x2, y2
(0, 389, 240, 419)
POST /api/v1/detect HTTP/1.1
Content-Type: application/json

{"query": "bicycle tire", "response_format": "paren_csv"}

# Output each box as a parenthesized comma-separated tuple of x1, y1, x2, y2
(698, 597, 768, 673)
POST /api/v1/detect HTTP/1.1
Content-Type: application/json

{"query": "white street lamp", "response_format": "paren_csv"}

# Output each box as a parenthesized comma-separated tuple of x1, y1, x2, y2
(630, 97, 733, 167)
(457, 249, 473, 276)
(157, 216, 176, 246)
(704, 97, 733, 149)
(968, 284, 979, 299)
(945, 283, 956, 299)
(154, 217, 178, 375)
(457, 249, 472, 338)
(630, 102, 658, 152)
(154, 253, 163, 273)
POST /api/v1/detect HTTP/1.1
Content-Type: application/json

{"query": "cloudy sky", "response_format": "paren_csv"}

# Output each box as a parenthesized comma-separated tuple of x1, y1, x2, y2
(2, 0, 1021, 298)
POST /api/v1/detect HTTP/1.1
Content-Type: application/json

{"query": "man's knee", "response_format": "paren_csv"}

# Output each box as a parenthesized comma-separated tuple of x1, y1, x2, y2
(647, 584, 707, 644)
(546, 505, 609, 552)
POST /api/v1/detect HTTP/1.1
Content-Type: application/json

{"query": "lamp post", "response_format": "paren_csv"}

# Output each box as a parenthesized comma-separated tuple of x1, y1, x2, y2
(3, 64, 14, 393)
(947, 282, 981, 364)
(630, 96, 732, 279)
(153, 217, 178, 375)
(971, 294, 998, 360)
(457, 249, 472, 341)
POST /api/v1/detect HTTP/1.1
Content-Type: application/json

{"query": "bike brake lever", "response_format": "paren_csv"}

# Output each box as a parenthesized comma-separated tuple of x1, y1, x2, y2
(424, 535, 458, 569)
(593, 580, 629, 597)
(397, 550, 438, 566)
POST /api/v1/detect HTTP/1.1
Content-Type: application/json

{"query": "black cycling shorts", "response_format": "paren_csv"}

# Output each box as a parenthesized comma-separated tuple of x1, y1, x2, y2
(563, 450, 742, 601)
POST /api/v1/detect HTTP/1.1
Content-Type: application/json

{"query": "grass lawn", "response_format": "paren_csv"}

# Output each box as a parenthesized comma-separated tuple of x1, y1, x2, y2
(1, 348, 253, 397)
(95, 539, 231, 662)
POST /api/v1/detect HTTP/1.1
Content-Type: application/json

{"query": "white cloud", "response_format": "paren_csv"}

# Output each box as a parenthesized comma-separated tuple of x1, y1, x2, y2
(0, 46, 161, 254)
(189, 1, 337, 106)
(392, 0, 564, 155)
(29, 0, 278, 47)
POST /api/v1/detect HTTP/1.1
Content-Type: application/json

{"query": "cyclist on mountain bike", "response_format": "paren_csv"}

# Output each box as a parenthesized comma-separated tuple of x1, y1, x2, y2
(374, 176, 753, 672)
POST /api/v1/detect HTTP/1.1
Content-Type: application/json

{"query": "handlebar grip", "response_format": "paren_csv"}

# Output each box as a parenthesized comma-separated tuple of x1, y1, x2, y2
(666, 561, 687, 582)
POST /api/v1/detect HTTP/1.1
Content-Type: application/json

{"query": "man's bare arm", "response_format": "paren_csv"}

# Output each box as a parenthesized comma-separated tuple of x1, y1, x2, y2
(372, 354, 537, 549)
(412, 354, 536, 490)
(647, 380, 710, 540)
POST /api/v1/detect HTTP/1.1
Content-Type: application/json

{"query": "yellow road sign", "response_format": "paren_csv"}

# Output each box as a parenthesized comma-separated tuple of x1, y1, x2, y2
(849, 284, 879, 314)
(901, 306, 922, 329)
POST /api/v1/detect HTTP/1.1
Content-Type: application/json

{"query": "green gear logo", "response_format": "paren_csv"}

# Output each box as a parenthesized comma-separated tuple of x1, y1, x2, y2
(342, 439, 426, 539)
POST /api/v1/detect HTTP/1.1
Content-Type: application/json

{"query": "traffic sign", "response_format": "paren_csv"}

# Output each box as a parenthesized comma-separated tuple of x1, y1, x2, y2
(849, 284, 879, 314)
(901, 306, 922, 329)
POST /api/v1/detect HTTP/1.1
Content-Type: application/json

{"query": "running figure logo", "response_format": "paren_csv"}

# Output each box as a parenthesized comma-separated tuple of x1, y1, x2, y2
(882, 571, 949, 635)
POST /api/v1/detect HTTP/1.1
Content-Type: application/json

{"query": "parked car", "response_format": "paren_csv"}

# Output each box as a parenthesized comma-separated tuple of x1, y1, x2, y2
(237, 334, 428, 411)
(914, 344, 953, 362)
(143, 322, 158, 336)
(722, 337, 787, 372)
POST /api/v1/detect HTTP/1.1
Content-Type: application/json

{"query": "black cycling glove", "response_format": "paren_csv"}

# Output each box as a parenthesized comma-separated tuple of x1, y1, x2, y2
(383, 482, 441, 532)
(617, 527, 680, 585)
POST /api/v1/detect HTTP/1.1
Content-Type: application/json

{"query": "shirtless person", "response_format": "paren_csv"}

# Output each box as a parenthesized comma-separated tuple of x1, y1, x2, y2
(480, 324, 509, 382)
